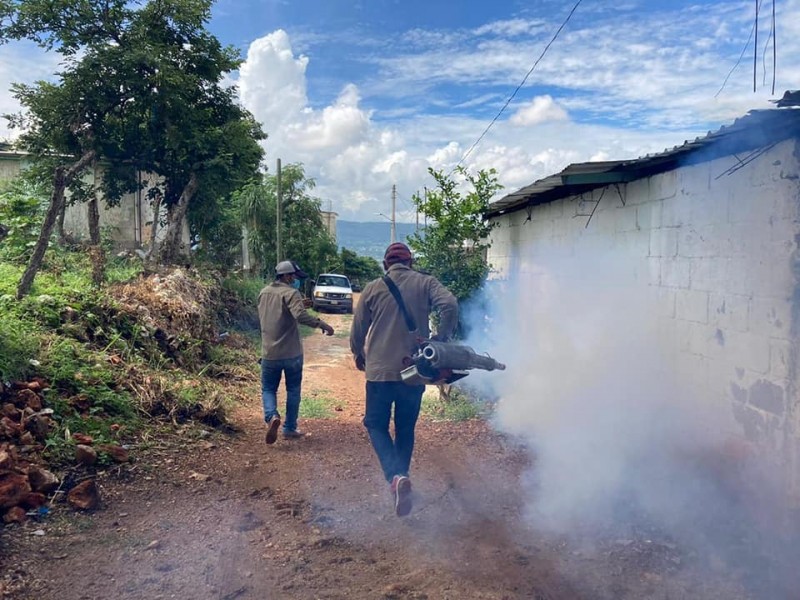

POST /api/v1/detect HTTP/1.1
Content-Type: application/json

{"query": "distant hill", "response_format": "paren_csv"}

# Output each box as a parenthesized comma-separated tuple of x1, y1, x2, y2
(336, 220, 420, 261)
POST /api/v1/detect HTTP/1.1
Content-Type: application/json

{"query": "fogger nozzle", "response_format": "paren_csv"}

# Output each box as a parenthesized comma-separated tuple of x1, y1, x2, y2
(420, 341, 506, 372)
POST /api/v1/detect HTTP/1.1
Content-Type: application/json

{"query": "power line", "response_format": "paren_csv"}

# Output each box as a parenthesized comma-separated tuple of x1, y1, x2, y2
(455, 0, 584, 170)
(715, 0, 764, 98)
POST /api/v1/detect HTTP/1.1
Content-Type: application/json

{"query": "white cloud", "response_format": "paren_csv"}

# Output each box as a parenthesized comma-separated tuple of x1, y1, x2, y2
(510, 95, 568, 126)
(0, 43, 63, 141)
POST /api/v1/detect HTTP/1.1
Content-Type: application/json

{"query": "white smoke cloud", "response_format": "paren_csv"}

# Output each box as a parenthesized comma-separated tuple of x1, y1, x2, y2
(461, 238, 795, 590)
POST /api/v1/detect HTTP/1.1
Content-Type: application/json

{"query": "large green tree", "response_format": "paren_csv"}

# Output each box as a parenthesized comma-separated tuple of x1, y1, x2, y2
(237, 163, 338, 279)
(409, 166, 502, 302)
(1, 0, 264, 295)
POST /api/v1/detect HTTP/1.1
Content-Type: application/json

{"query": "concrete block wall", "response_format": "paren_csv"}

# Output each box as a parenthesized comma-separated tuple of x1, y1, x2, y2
(488, 138, 800, 499)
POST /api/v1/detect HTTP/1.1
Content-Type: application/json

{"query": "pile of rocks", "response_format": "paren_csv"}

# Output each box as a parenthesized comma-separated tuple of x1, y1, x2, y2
(0, 379, 129, 524)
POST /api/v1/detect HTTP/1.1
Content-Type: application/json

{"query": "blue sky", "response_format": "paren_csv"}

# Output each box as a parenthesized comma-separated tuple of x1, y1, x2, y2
(2, 0, 799, 220)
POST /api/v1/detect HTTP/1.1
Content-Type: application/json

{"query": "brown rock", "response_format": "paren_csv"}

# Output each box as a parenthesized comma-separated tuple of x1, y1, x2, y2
(98, 444, 130, 463)
(19, 431, 35, 446)
(67, 479, 100, 511)
(14, 389, 41, 411)
(0, 416, 20, 438)
(71, 433, 94, 445)
(21, 492, 46, 509)
(27, 467, 59, 493)
(3, 506, 27, 524)
(26, 381, 42, 392)
(0, 472, 31, 509)
(75, 444, 97, 466)
(0, 450, 12, 470)
(1, 403, 19, 419)
(25, 416, 55, 441)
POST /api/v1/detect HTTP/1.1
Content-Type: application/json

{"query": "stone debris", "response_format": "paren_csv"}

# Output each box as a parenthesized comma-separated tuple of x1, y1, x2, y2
(75, 444, 98, 466)
(67, 479, 100, 511)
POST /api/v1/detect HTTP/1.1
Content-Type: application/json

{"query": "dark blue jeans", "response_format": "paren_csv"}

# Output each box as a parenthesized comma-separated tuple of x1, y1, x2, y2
(363, 381, 425, 483)
(261, 355, 303, 433)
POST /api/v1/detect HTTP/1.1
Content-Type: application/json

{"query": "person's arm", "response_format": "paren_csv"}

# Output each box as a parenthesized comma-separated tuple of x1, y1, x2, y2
(349, 288, 372, 369)
(287, 290, 334, 335)
(429, 278, 458, 341)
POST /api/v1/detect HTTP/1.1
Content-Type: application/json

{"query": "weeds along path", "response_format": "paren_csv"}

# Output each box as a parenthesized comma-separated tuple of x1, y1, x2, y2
(2, 309, 758, 599)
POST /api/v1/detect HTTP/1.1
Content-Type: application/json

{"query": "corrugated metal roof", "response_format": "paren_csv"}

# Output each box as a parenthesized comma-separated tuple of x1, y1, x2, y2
(487, 106, 800, 217)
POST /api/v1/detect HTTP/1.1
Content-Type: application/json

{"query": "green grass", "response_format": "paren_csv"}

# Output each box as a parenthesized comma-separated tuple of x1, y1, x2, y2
(299, 392, 336, 419)
(223, 274, 266, 305)
(421, 387, 488, 422)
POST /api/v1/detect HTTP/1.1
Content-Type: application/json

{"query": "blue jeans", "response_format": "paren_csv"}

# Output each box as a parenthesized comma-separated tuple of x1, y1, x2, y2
(363, 381, 425, 483)
(261, 355, 304, 432)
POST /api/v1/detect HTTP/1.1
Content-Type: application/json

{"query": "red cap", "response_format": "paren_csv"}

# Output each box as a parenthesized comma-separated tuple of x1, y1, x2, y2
(384, 242, 413, 265)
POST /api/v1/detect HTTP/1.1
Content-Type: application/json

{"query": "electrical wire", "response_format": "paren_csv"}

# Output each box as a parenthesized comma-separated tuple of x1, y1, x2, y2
(753, 0, 758, 93)
(715, 0, 764, 98)
(771, 0, 776, 95)
(455, 0, 583, 170)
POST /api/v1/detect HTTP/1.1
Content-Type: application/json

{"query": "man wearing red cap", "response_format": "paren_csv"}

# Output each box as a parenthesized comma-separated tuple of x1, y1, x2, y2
(350, 242, 458, 516)
(258, 260, 334, 444)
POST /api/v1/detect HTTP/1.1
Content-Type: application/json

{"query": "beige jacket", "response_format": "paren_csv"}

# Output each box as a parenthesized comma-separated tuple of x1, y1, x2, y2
(258, 281, 326, 360)
(350, 264, 458, 381)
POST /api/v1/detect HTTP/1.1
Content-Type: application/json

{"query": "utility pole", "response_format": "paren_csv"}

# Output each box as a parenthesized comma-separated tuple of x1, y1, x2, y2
(276, 158, 282, 262)
(391, 184, 397, 243)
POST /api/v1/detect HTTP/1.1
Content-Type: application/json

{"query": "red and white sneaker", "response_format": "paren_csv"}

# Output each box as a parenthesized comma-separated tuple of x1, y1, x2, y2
(390, 475, 412, 517)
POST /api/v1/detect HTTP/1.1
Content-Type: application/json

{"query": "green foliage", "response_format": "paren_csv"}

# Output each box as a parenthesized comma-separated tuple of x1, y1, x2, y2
(338, 247, 382, 287)
(299, 392, 335, 419)
(1, 0, 265, 268)
(0, 176, 49, 263)
(0, 312, 40, 381)
(409, 167, 502, 302)
(222, 273, 265, 305)
(237, 164, 339, 278)
(421, 387, 487, 422)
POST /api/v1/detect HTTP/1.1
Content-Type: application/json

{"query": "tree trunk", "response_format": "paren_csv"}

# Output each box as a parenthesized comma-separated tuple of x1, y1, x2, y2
(87, 195, 105, 286)
(0, 223, 8, 243)
(159, 172, 198, 265)
(56, 201, 67, 246)
(16, 151, 96, 299)
(145, 192, 163, 262)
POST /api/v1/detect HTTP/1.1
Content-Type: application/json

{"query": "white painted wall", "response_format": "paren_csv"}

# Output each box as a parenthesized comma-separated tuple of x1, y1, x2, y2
(487, 138, 800, 499)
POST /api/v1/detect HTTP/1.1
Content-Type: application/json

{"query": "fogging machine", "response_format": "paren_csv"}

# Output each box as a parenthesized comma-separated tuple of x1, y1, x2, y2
(401, 340, 506, 385)
(381, 274, 505, 385)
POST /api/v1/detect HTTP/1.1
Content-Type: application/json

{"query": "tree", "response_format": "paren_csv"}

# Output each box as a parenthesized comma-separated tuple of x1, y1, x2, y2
(339, 247, 382, 287)
(1, 0, 265, 292)
(409, 166, 502, 303)
(238, 164, 338, 278)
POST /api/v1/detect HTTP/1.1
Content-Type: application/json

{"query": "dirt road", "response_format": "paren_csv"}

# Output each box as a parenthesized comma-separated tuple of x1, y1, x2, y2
(0, 313, 781, 599)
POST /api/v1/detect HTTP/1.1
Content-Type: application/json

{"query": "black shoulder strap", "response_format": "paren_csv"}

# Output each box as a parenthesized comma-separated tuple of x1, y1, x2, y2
(382, 275, 417, 333)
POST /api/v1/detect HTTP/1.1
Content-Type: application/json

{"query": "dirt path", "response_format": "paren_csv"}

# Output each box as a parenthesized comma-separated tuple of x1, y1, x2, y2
(0, 312, 783, 599)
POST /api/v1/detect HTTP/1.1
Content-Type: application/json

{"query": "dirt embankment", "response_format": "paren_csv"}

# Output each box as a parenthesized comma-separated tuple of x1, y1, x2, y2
(1, 310, 794, 599)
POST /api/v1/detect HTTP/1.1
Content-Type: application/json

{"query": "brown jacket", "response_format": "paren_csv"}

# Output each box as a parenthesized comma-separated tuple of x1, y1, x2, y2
(258, 281, 326, 360)
(350, 264, 458, 381)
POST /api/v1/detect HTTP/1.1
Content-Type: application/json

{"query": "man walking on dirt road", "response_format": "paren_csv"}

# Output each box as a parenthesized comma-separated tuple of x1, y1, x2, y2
(350, 242, 458, 516)
(259, 260, 334, 444)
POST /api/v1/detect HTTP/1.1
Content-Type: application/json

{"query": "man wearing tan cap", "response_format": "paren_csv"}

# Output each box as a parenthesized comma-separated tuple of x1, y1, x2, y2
(258, 260, 334, 444)
(350, 243, 458, 516)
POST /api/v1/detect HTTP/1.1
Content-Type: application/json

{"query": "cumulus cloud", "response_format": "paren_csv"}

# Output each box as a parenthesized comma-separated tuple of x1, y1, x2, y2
(0, 43, 63, 140)
(509, 95, 569, 126)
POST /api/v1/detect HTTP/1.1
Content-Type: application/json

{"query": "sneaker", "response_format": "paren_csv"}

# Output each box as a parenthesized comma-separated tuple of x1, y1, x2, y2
(391, 475, 412, 517)
(265, 417, 281, 445)
(282, 429, 305, 439)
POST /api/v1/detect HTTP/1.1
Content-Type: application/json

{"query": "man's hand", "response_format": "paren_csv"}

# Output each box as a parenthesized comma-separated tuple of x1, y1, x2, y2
(320, 322, 334, 336)
(354, 355, 366, 371)
(303, 298, 313, 308)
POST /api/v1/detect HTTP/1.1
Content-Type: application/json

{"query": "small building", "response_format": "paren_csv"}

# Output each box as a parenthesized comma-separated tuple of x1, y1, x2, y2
(321, 209, 338, 241)
(486, 105, 800, 501)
